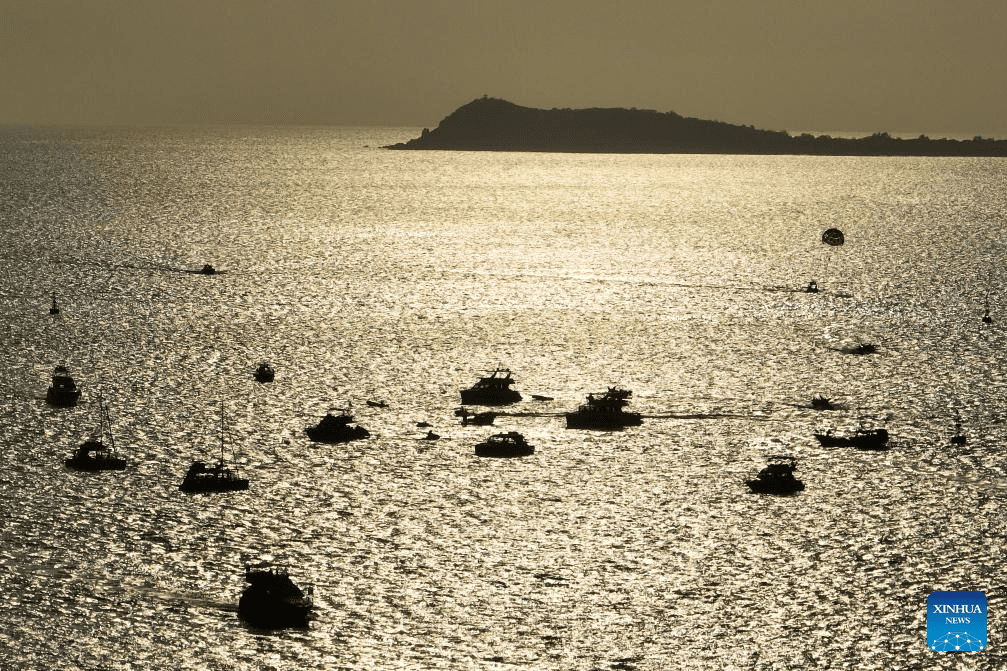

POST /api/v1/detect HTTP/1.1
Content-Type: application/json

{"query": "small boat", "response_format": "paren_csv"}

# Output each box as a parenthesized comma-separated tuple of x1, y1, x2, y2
(65, 392, 126, 471)
(460, 368, 522, 405)
(950, 414, 967, 445)
(304, 409, 370, 443)
(456, 408, 496, 426)
(531, 394, 554, 401)
(253, 362, 275, 383)
(179, 402, 249, 493)
(475, 431, 534, 458)
(49, 292, 60, 315)
(239, 564, 312, 629)
(810, 394, 837, 410)
(46, 365, 82, 407)
(805, 280, 819, 294)
(849, 343, 877, 355)
(366, 400, 388, 408)
(565, 387, 642, 430)
(746, 456, 804, 495)
(199, 264, 216, 275)
(421, 430, 440, 441)
(814, 425, 890, 450)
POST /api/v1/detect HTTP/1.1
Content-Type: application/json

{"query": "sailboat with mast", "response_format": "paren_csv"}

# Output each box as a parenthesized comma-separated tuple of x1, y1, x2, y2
(179, 401, 249, 494)
(65, 391, 127, 471)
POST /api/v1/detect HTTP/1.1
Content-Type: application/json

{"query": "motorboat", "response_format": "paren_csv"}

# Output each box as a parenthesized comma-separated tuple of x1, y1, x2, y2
(565, 387, 642, 429)
(239, 564, 312, 629)
(46, 365, 82, 407)
(254, 362, 275, 383)
(746, 456, 804, 495)
(474, 431, 534, 458)
(305, 409, 370, 443)
(460, 368, 522, 405)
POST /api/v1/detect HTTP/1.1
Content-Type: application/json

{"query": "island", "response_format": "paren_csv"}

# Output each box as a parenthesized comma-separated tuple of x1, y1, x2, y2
(385, 97, 1007, 156)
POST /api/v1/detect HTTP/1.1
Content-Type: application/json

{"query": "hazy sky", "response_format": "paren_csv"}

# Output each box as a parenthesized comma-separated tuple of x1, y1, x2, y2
(4, 0, 1006, 136)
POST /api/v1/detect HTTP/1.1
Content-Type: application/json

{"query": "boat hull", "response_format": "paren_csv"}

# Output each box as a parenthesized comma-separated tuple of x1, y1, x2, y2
(239, 592, 311, 628)
(180, 476, 249, 494)
(304, 425, 370, 443)
(474, 443, 534, 458)
(46, 389, 81, 407)
(814, 430, 889, 450)
(746, 478, 805, 495)
(459, 389, 521, 406)
(66, 452, 127, 472)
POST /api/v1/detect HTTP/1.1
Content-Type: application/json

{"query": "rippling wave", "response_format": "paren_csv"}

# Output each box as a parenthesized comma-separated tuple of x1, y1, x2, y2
(0, 126, 1005, 669)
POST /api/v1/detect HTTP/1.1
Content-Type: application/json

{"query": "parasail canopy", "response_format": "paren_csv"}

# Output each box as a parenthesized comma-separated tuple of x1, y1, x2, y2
(821, 228, 845, 246)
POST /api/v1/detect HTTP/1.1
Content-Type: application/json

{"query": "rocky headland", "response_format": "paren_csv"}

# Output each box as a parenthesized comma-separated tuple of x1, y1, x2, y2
(386, 97, 1007, 156)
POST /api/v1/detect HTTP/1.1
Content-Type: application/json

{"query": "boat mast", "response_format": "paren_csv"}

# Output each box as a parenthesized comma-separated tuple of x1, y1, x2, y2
(219, 400, 225, 465)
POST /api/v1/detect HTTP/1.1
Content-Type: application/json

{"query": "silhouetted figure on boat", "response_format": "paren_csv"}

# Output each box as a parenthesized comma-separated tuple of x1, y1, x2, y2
(49, 292, 60, 315)
(983, 308, 992, 325)
(805, 280, 818, 294)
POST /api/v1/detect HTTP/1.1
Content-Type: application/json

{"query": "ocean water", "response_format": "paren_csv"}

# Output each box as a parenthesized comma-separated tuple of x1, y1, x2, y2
(1, 125, 1006, 670)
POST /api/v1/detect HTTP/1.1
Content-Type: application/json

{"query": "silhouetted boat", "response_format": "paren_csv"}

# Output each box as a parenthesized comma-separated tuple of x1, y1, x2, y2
(460, 368, 522, 405)
(199, 264, 216, 275)
(46, 365, 81, 407)
(746, 456, 804, 495)
(475, 431, 534, 458)
(950, 415, 967, 445)
(565, 387, 642, 429)
(531, 394, 554, 401)
(304, 409, 370, 443)
(456, 408, 496, 426)
(849, 343, 877, 355)
(814, 425, 889, 450)
(65, 392, 126, 471)
(810, 394, 837, 410)
(254, 362, 274, 383)
(366, 400, 388, 408)
(239, 564, 312, 629)
(49, 292, 60, 315)
(179, 402, 249, 493)
(805, 280, 819, 294)
(421, 430, 440, 441)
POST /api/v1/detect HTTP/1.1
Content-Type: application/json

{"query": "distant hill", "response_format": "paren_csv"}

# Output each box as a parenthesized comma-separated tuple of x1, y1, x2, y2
(386, 97, 1007, 156)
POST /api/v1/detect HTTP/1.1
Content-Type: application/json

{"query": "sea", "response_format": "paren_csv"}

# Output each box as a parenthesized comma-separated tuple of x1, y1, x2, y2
(0, 125, 1005, 670)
